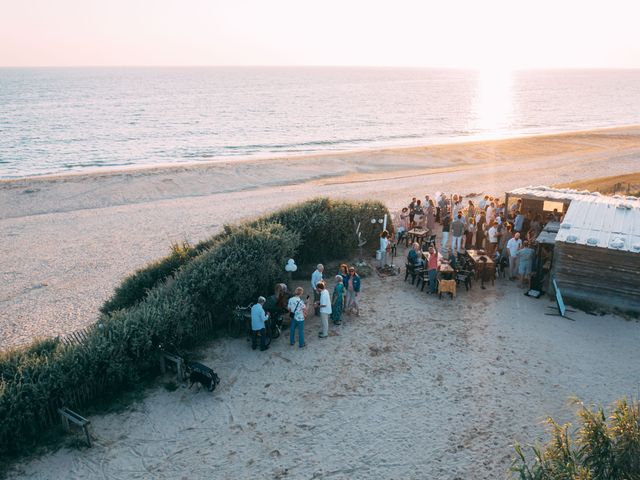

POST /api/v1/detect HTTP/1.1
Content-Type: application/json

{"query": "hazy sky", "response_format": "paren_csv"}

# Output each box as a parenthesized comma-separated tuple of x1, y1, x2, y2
(1, 0, 639, 68)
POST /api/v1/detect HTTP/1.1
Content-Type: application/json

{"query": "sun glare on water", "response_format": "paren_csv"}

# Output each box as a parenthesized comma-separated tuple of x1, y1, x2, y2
(470, 68, 514, 136)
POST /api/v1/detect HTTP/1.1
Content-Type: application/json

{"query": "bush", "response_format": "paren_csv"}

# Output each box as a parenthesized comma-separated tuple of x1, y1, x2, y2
(100, 241, 200, 314)
(511, 397, 640, 479)
(0, 198, 390, 455)
(100, 198, 389, 314)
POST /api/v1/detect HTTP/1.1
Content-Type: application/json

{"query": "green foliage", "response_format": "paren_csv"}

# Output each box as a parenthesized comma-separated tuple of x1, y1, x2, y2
(0, 198, 390, 456)
(511, 398, 640, 480)
(100, 241, 201, 314)
(100, 198, 389, 313)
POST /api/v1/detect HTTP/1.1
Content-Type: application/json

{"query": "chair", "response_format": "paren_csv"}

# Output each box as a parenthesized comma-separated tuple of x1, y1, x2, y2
(415, 268, 429, 290)
(426, 234, 437, 249)
(455, 269, 473, 291)
(404, 263, 418, 284)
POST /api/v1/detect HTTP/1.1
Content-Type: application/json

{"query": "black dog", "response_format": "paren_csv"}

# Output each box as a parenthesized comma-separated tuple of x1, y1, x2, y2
(186, 361, 220, 392)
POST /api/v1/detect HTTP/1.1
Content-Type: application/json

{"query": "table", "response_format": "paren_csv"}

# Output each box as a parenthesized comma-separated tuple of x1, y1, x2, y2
(439, 263, 455, 280)
(406, 228, 430, 247)
(464, 250, 496, 284)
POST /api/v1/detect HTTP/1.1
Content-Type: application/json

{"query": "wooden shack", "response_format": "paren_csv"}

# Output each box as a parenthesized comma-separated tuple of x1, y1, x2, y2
(505, 186, 640, 314)
(553, 195, 640, 314)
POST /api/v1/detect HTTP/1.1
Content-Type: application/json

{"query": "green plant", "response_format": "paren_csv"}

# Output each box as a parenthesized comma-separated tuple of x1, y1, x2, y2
(511, 397, 640, 479)
(0, 198, 390, 456)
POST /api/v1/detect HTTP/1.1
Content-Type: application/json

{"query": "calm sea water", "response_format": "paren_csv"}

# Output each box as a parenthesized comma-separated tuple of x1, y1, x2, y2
(1, 67, 639, 178)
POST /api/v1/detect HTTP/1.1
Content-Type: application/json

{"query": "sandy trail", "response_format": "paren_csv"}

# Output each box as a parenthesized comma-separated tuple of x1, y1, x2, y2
(8, 272, 639, 479)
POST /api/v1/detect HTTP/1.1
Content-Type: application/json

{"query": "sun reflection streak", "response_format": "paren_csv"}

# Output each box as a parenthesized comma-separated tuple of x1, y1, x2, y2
(470, 68, 514, 136)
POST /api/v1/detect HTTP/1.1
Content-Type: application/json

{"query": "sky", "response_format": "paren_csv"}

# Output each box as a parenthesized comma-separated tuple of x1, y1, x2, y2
(1, 0, 639, 68)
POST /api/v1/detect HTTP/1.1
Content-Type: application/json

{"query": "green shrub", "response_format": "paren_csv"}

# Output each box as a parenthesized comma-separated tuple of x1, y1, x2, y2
(100, 241, 200, 314)
(511, 397, 640, 479)
(99, 198, 389, 314)
(0, 198, 389, 455)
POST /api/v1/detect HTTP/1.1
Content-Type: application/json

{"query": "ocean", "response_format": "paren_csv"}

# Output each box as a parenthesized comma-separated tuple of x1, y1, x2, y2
(1, 67, 639, 178)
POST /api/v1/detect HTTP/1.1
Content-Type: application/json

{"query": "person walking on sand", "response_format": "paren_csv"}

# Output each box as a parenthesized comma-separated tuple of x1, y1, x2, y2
(288, 287, 307, 348)
(331, 275, 345, 325)
(345, 266, 361, 316)
(251, 296, 270, 351)
(316, 282, 331, 338)
(311, 264, 324, 316)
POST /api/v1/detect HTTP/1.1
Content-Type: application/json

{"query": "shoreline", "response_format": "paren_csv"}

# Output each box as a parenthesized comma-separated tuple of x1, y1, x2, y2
(2, 124, 640, 184)
(2, 124, 640, 349)
(3, 124, 640, 222)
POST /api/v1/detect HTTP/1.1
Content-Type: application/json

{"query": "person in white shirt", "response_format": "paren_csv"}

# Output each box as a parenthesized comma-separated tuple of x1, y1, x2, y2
(486, 203, 495, 223)
(311, 264, 324, 316)
(316, 282, 332, 338)
(506, 233, 522, 280)
(487, 221, 499, 255)
(251, 296, 270, 351)
(288, 287, 307, 348)
(379, 230, 390, 267)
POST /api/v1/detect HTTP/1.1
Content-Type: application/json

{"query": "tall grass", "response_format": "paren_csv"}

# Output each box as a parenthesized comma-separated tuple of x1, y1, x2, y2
(511, 397, 640, 479)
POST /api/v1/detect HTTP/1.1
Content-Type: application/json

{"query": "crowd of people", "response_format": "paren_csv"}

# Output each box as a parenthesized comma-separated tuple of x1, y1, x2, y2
(250, 263, 363, 351)
(396, 192, 563, 288)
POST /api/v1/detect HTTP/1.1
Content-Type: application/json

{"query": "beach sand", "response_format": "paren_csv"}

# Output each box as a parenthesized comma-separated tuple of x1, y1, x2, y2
(7, 274, 640, 479)
(2, 125, 640, 349)
(3, 125, 640, 479)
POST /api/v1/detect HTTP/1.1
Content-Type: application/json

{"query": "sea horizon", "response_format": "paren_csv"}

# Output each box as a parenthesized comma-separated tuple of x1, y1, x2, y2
(2, 66, 640, 179)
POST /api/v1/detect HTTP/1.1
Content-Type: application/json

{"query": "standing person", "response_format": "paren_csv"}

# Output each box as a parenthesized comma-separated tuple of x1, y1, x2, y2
(379, 230, 390, 267)
(465, 216, 476, 250)
(316, 282, 332, 338)
(506, 232, 523, 280)
(426, 246, 441, 294)
(441, 213, 451, 253)
(487, 221, 499, 255)
(408, 197, 417, 225)
(251, 296, 270, 351)
(499, 223, 513, 259)
(467, 200, 476, 220)
(514, 210, 525, 233)
(450, 212, 465, 255)
(516, 240, 535, 288)
(395, 207, 410, 243)
(475, 213, 486, 250)
(331, 275, 345, 325)
(288, 287, 307, 348)
(435, 192, 442, 223)
(486, 202, 496, 224)
(311, 264, 324, 316)
(346, 266, 361, 316)
(338, 263, 350, 286)
(426, 199, 436, 231)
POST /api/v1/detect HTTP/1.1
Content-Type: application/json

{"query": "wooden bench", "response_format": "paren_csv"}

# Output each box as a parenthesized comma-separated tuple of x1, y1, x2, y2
(159, 352, 186, 381)
(58, 407, 92, 447)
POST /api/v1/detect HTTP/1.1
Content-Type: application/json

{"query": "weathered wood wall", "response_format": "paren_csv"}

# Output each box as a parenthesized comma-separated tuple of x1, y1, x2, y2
(552, 243, 640, 313)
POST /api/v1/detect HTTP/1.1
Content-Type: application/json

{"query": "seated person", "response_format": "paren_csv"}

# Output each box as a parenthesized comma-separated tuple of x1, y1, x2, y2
(407, 242, 425, 267)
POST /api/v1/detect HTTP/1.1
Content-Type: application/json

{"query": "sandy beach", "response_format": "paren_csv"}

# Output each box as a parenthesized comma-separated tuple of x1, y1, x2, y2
(7, 270, 640, 479)
(3, 125, 640, 479)
(2, 125, 640, 350)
